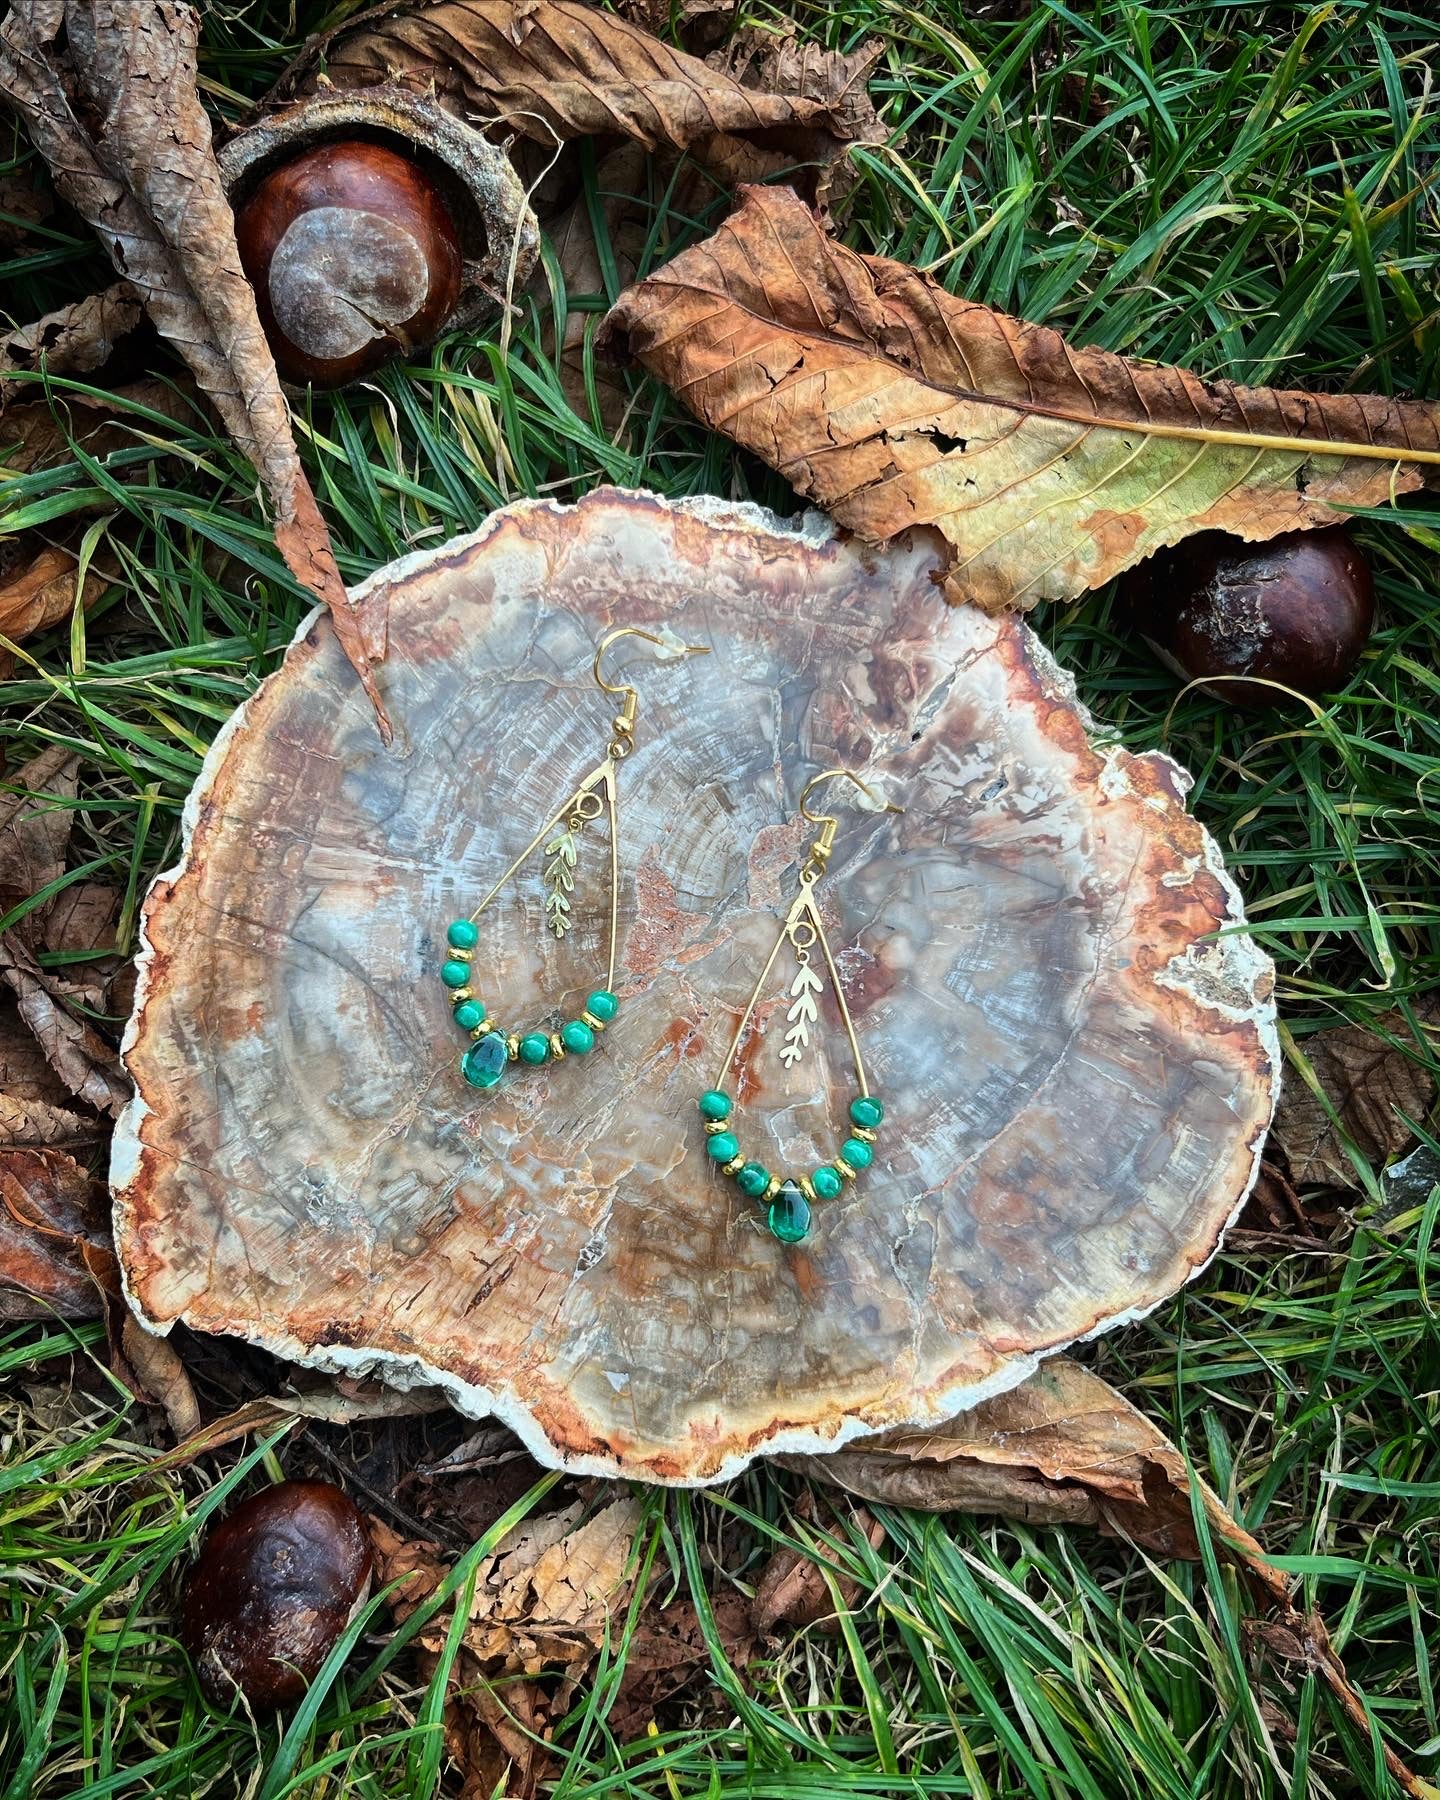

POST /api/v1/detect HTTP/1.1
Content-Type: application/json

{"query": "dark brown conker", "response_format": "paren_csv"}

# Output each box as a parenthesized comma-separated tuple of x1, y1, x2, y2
(234, 140, 463, 388)
(180, 1479, 373, 1709)
(1120, 527, 1375, 710)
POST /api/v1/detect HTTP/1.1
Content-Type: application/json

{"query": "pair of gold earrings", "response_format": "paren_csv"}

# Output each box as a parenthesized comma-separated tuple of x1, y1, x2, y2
(435, 628, 898, 1245)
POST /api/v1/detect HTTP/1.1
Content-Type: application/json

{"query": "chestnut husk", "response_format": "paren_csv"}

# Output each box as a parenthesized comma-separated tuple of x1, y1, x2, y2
(219, 85, 539, 388)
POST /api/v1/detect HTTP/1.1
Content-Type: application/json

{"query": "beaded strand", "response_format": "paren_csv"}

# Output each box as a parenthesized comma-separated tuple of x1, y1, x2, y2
(441, 918, 619, 1089)
(695, 1088, 884, 1242)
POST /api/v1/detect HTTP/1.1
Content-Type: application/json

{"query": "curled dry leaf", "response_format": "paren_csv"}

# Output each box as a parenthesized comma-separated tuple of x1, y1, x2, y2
(0, 546, 110, 660)
(603, 184, 1440, 608)
(0, 0, 387, 731)
(0, 1145, 117, 1319)
(370, 1496, 641, 1798)
(0, 281, 144, 398)
(0, 932, 130, 1114)
(0, 746, 130, 1115)
(0, 1003, 105, 1148)
(118, 1308, 201, 1438)
(783, 1356, 1435, 1798)
(751, 1501, 886, 1635)
(1, 377, 197, 477)
(373, 1496, 642, 1677)
(281, 0, 883, 203)
(778, 1356, 1212, 1556)
(1272, 1001, 1439, 1189)
(0, 744, 80, 915)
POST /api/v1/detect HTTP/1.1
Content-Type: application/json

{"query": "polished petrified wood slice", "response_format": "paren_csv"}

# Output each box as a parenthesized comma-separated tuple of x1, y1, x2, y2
(113, 491, 1278, 1483)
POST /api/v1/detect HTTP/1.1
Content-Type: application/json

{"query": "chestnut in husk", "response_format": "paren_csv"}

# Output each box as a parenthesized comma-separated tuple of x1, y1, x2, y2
(235, 140, 462, 388)
(180, 1479, 372, 1709)
(220, 87, 538, 392)
(1121, 527, 1375, 710)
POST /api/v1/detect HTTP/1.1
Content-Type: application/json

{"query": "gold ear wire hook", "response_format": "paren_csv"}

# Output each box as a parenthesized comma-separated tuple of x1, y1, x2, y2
(798, 768, 903, 884)
(592, 626, 711, 758)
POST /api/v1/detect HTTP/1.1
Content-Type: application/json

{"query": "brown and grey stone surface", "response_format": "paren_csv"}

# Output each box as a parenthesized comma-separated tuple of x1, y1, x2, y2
(112, 490, 1278, 1483)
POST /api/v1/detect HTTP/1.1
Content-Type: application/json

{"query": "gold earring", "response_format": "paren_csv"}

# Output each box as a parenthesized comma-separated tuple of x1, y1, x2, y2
(438, 626, 709, 1090)
(695, 768, 903, 1243)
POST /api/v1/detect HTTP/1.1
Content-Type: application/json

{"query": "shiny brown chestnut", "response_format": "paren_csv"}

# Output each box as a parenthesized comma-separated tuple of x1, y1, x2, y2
(234, 141, 463, 388)
(180, 1479, 372, 1709)
(1121, 527, 1374, 710)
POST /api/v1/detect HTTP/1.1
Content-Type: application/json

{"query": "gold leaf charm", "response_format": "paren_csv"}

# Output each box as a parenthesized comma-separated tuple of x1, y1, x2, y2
(543, 827, 579, 939)
(780, 961, 823, 1068)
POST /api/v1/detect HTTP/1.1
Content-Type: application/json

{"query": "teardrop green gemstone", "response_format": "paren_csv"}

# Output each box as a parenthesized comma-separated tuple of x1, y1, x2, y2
(461, 1032, 508, 1089)
(767, 1182, 811, 1244)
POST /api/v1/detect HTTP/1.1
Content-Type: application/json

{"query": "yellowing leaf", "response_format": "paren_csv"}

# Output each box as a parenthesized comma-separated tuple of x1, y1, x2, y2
(605, 185, 1440, 607)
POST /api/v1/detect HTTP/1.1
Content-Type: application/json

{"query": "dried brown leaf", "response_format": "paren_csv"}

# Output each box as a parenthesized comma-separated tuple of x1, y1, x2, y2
(118, 1308, 201, 1437)
(751, 1502, 885, 1635)
(706, 25, 885, 201)
(372, 1495, 641, 1678)
(0, 744, 79, 921)
(614, 0, 733, 54)
(0, 547, 108, 654)
(0, 930, 130, 1114)
(606, 1589, 754, 1742)
(0, 166, 56, 246)
(1, 377, 196, 476)
(0, 1002, 105, 1148)
(0, 1, 387, 728)
(0, 1144, 117, 1319)
(41, 879, 120, 956)
(283, 0, 881, 203)
(779, 1356, 1210, 1558)
(0, 281, 143, 397)
(604, 184, 1440, 607)
(1272, 1003, 1440, 1188)
(370, 1499, 640, 1797)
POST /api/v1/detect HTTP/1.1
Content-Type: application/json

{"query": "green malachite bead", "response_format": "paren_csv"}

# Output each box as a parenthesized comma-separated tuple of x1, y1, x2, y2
(452, 999, 485, 1032)
(811, 1165, 843, 1200)
(461, 1032, 508, 1090)
(587, 989, 619, 1022)
(841, 1137, 873, 1170)
(561, 1019, 595, 1054)
(736, 1162, 769, 1199)
(698, 1089, 732, 1121)
(519, 1032, 550, 1065)
(441, 959, 472, 989)
(446, 919, 479, 951)
(706, 1131, 739, 1163)
(850, 1094, 884, 1130)
(768, 1182, 811, 1244)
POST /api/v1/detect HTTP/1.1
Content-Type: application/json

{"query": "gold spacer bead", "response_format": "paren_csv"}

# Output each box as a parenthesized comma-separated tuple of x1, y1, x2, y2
(852, 1126, 877, 1144)
(506, 1034, 521, 1060)
(549, 1032, 567, 1061)
(450, 947, 474, 963)
(764, 1174, 784, 1201)
(451, 986, 474, 1003)
(834, 1157, 857, 1182)
(469, 1025, 488, 1041)
(722, 1153, 746, 1176)
(703, 1119, 730, 1137)
(580, 1010, 606, 1032)
(799, 1175, 817, 1202)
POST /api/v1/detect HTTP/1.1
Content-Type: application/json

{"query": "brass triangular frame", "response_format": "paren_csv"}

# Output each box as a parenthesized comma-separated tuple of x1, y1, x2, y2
(466, 757, 621, 993)
(719, 881, 869, 1099)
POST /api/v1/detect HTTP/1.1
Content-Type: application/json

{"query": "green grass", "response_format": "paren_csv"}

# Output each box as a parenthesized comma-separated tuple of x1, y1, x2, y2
(3, 1, 1439, 1795)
